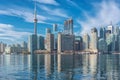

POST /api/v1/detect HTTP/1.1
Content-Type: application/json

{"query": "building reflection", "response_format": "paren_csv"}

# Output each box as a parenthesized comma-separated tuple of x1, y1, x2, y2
(1, 53, 120, 80)
(44, 54, 51, 78)
(31, 54, 38, 80)
(57, 54, 61, 73)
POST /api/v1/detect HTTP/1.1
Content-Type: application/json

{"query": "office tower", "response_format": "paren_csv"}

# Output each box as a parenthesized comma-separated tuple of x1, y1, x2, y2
(46, 33, 54, 52)
(64, 18, 73, 35)
(90, 28, 98, 52)
(106, 34, 115, 52)
(53, 24, 58, 50)
(46, 28, 51, 34)
(0, 42, 6, 53)
(119, 36, 120, 52)
(28, 2, 38, 54)
(38, 36, 45, 50)
(98, 38, 107, 52)
(57, 33, 74, 53)
(82, 33, 89, 51)
(107, 23, 114, 33)
(114, 26, 120, 35)
(22, 41, 28, 51)
(29, 34, 37, 54)
(74, 36, 82, 51)
(5, 45, 12, 54)
(99, 27, 106, 39)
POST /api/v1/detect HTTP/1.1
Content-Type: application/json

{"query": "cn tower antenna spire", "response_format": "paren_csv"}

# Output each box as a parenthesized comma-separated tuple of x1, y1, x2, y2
(34, 0, 37, 35)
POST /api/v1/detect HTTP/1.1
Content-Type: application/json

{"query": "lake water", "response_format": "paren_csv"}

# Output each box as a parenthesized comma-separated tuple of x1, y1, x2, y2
(0, 54, 120, 80)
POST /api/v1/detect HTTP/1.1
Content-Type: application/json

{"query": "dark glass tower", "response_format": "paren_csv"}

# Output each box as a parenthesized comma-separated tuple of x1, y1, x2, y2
(100, 27, 106, 39)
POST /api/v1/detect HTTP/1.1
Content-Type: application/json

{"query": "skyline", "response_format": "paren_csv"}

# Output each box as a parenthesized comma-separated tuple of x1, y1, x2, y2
(0, 0, 120, 44)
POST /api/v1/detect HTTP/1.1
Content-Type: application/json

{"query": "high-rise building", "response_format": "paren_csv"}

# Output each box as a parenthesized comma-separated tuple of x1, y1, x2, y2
(0, 42, 6, 53)
(74, 36, 82, 51)
(38, 36, 45, 50)
(46, 28, 51, 34)
(28, 34, 37, 54)
(46, 33, 54, 52)
(90, 28, 98, 52)
(64, 18, 73, 35)
(98, 38, 107, 52)
(107, 23, 114, 33)
(99, 27, 106, 39)
(106, 34, 115, 52)
(119, 36, 120, 52)
(53, 24, 58, 50)
(82, 33, 89, 51)
(57, 33, 74, 53)
(22, 41, 28, 51)
(5, 45, 11, 54)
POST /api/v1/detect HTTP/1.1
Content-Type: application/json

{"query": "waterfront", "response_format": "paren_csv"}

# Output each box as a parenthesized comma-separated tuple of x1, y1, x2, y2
(0, 54, 120, 80)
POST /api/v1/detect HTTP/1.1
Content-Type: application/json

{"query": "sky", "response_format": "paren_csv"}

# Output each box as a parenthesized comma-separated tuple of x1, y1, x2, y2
(0, 0, 120, 44)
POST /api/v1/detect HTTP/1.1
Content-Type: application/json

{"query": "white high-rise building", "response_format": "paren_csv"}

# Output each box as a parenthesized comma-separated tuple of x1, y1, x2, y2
(82, 33, 89, 51)
(90, 28, 98, 52)
(46, 33, 54, 52)
(107, 23, 114, 33)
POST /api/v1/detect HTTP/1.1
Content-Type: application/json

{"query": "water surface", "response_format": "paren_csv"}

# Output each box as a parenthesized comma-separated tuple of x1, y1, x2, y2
(0, 54, 120, 80)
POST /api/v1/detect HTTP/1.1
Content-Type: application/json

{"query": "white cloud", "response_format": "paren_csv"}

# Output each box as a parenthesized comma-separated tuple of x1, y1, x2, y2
(35, 0, 59, 6)
(39, 5, 68, 18)
(66, 0, 82, 10)
(77, 1, 120, 34)
(0, 23, 31, 43)
(0, 6, 63, 25)
(0, 8, 47, 23)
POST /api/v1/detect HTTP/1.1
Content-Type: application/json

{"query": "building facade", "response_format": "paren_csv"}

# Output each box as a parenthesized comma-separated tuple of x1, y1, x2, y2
(64, 18, 73, 35)
(90, 28, 98, 52)
(38, 36, 45, 50)
(46, 33, 54, 52)
(57, 33, 74, 53)
(82, 33, 89, 51)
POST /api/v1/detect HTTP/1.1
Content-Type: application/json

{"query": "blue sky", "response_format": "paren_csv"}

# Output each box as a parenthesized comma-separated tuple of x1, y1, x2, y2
(0, 0, 120, 44)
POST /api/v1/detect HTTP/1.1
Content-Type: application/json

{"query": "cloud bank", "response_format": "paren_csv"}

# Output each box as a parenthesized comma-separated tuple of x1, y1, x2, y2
(77, 1, 120, 34)
(0, 23, 31, 43)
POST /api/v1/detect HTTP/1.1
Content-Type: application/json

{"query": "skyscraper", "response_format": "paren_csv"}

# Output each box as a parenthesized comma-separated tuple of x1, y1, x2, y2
(22, 41, 27, 50)
(82, 33, 89, 51)
(38, 36, 45, 50)
(106, 34, 115, 52)
(90, 28, 98, 52)
(64, 18, 73, 35)
(53, 24, 58, 50)
(46, 33, 54, 52)
(98, 38, 107, 52)
(74, 36, 82, 51)
(57, 33, 74, 53)
(29, 34, 37, 54)
(0, 42, 6, 53)
(99, 27, 106, 39)
(107, 22, 114, 33)
(46, 28, 51, 34)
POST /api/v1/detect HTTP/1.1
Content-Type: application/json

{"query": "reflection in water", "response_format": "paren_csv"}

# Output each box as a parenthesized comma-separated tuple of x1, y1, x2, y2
(0, 54, 120, 80)
(45, 54, 51, 78)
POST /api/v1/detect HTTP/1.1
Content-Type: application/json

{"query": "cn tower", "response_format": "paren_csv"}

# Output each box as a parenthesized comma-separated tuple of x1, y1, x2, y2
(34, 1, 37, 35)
